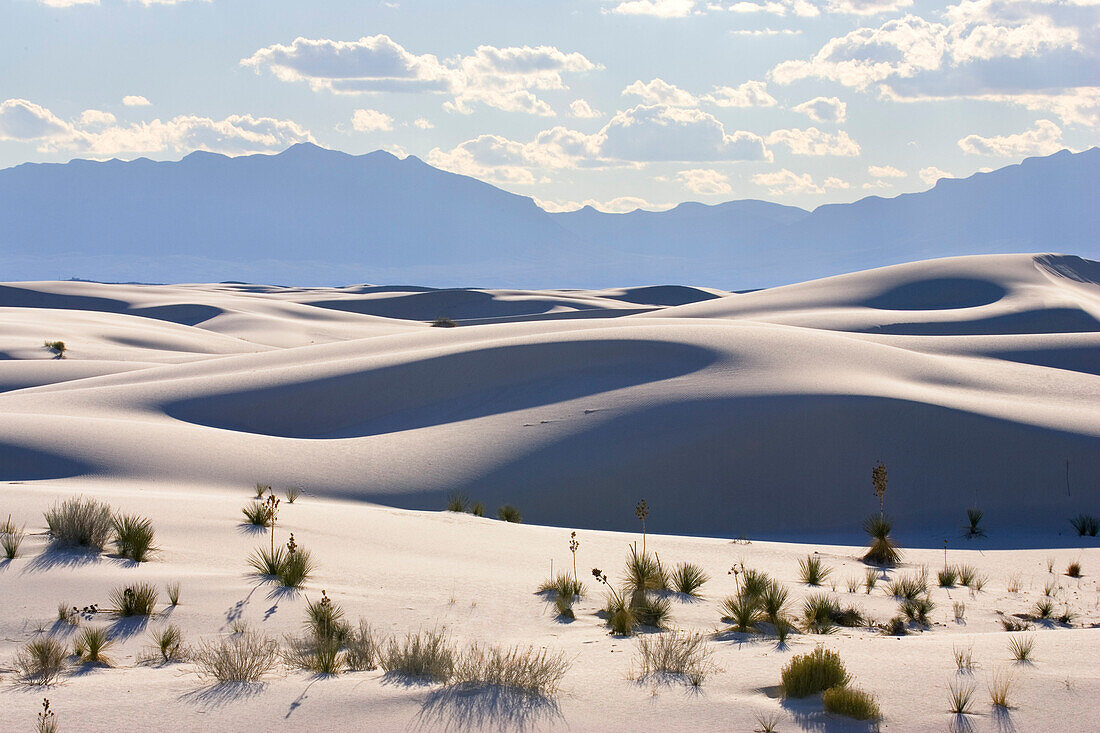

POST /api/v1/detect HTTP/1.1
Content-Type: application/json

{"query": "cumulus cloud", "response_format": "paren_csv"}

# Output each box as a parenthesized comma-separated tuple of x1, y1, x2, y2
(676, 168, 733, 194)
(919, 165, 953, 185)
(720, 0, 820, 17)
(622, 78, 699, 107)
(765, 127, 861, 155)
(868, 164, 906, 177)
(0, 98, 314, 156)
(242, 35, 598, 116)
(536, 195, 672, 213)
(824, 176, 851, 188)
(706, 81, 778, 107)
(122, 95, 152, 107)
(607, 0, 696, 16)
(413, 117, 434, 129)
(623, 78, 777, 109)
(351, 108, 394, 132)
(792, 96, 846, 123)
(728, 28, 802, 35)
(601, 104, 772, 161)
(957, 118, 1064, 155)
(752, 169, 826, 194)
(569, 99, 603, 118)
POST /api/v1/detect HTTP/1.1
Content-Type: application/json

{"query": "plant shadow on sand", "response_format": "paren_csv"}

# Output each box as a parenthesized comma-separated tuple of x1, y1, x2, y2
(23, 545, 102, 573)
(179, 681, 266, 710)
(775, 693, 881, 732)
(412, 684, 564, 732)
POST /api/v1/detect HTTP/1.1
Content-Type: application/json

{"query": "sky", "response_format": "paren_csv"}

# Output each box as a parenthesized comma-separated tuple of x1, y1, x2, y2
(1, 0, 1098, 212)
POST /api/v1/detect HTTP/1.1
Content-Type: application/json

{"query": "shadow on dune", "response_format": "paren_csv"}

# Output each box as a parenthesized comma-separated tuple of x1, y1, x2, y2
(0, 443, 93, 482)
(861, 277, 1007, 311)
(412, 685, 564, 732)
(24, 545, 101, 573)
(984, 346, 1100, 377)
(164, 339, 719, 439)
(0, 285, 222, 326)
(304, 289, 571, 321)
(863, 307, 1100, 336)
(179, 681, 265, 710)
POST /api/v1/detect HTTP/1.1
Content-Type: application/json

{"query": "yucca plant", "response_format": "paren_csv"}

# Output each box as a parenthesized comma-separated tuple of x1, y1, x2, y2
(802, 593, 839, 635)
(624, 545, 667, 594)
(1008, 635, 1035, 662)
(887, 571, 928, 600)
(964, 508, 985, 538)
(900, 596, 935, 626)
(285, 485, 302, 503)
(166, 582, 181, 606)
(110, 583, 159, 616)
(73, 626, 113, 665)
(2, 523, 25, 559)
(150, 624, 184, 662)
(739, 568, 771, 602)
(241, 501, 272, 527)
(938, 566, 958, 588)
(956, 564, 977, 587)
(798, 555, 831, 586)
(593, 567, 635, 635)
(721, 593, 761, 633)
(760, 580, 790, 625)
(305, 590, 350, 643)
(670, 561, 708, 597)
(254, 483, 271, 499)
(17, 637, 68, 685)
(862, 514, 900, 566)
(1069, 513, 1099, 537)
(948, 678, 976, 715)
(112, 513, 156, 562)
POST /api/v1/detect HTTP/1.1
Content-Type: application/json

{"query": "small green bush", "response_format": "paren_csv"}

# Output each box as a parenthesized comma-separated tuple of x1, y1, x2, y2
(2, 524, 25, 559)
(74, 626, 113, 665)
(305, 591, 350, 643)
(624, 546, 667, 593)
(192, 632, 281, 682)
(149, 624, 184, 662)
(431, 317, 458, 328)
(938, 566, 958, 587)
(760, 580, 790, 624)
(285, 486, 302, 503)
(344, 620, 380, 671)
(497, 504, 522, 523)
(740, 568, 771, 601)
(721, 593, 761, 633)
(633, 593, 672, 629)
(780, 647, 849, 698)
(110, 583, 159, 616)
(798, 555, 831, 586)
(380, 629, 456, 681)
(887, 571, 928, 600)
(44, 496, 113, 550)
(802, 593, 839, 635)
(822, 685, 881, 721)
(446, 492, 469, 512)
(470, 502, 485, 517)
(113, 513, 156, 562)
(248, 539, 313, 588)
(44, 340, 66, 357)
(862, 514, 900, 566)
(1066, 562, 1082, 578)
(900, 596, 934, 626)
(670, 561, 708, 597)
(1069, 513, 1098, 537)
(964, 508, 985, 539)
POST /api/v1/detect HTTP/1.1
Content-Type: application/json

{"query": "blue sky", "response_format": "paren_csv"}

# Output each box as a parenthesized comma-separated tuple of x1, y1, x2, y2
(2, 0, 1098, 211)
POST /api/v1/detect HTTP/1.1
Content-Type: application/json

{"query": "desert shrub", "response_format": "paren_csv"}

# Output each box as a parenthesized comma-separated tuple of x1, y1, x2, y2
(633, 594, 672, 629)
(1008, 635, 1035, 662)
(761, 580, 790, 625)
(57, 603, 79, 626)
(883, 616, 907, 636)
(380, 629, 456, 681)
(953, 643, 973, 671)
(1034, 598, 1055, 619)
(37, 698, 58, 733)
(740, 568, 771, 601)
(44, 496, 113, 550)
(1069, 513, 1099, 537)
(497, 505, 522, 523)
(780, 647, 849, 698)
(554, 594, 575, 620)
(453, 643, 570, 694)
(624, 546, 667, 593)
(773, 617, 795, 645)
(634, 631, 715, 686)
(833, 604, 865, 627)
(1001, 617, 1031, 632)
(863, 568, 878, 594)
(900, 596, 935, 626)
(798, 555, 831, 586)
(988, 668, 1014, 708)
(44, 340, 66, 357)
(344, 621, 379, 671)
(1043, 577, 1059, 597)
(938, 566, 958, 588)
(862, 514, 900, 566)
(112, 513, 156, 562)
(606, 597, 636, 636)
(305, 590, 350, 643)
(948, 678, 976, 714)
(150, 624, 184, 662)
(822, 685, 881, 721)
(431, 317, 458, 328)
(846, 576, 861, 593)
(721, 593, 761, 633)
(16, 637, 68, 685)
(73, 626, 113, 665)
(166, 582, 181, 606)
(284, 635, 344, 675)
(254, 483, 271, 499)
(192, 632, 281, 682)
(1066, 562, 1082, 578)
(2, 524, 25, 559)
(248, 537, 313, 588)
(956, 565, 977, 587)
(538, 572, 585, 599)
(754, 711, 782, 732)
(1057, 605, 1076, 625)
(249, 545, 284, 576)
(802, 593, 839, 635)
(887, 571, 928, 600)
(285, 486, 301, 503)
(241, 501, 272, 527)
(964, 508, 985, 539)
(110, 583, 158, 616)
(470, 502, 485, 517)
(670, 561, 708, 597)
(446, 492, 469, 512)
(1006, 574, 1021, 593)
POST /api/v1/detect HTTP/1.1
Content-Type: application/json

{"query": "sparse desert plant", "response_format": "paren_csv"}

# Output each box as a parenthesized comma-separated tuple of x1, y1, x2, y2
(964, 508, 985, 538)
(73, 626, 113, 665)
(1006, 574, 1020, 593)
(1046, 556, 1055, 573)
(888, 571, 928, 600)
(249, 534, 313, 588)
(780, 646, 849, 698)
(1066, 561, 1081, 578)
(44, 340, 66, 358)
(971, 575, 986, 592)
(863, 567, 878, 594)
(987, 668, 1014, 708)
(593, 567, 635, 635)
(446, 492, 469, 512)
(761, 580, 790, 625)
(430, 317, 458, 328)
(670, 561, 708, 597)
(954, 601, 966, 623)
(822, 685, 881, 721)
(553, 593, 575, 620)
(938, 566, 958, 588)
(1008, 635, 1034, 662)
(1033, 598, 1055, 619)
(846, 576, 861, 593)
(344, 620, 379, 671)
(44, 496, 113, 551)
(2, 523, 25, 559)
(1069, 513, 1099, 537)
(538, 571, 585, 600)
(634, 631, 715, 686)
(305, 590, 350, 643)
(1001, 617, 1031, 632)
(948, 678, 976, 714)
(0, 513, 16, 534)
(453, 642, 570, 694)
(112, 513, 156, 562)
(773, 616, 795, 645)
(953, 643, 974, 671)
(883, 616, 908, 636)
(1057, 604, 1076, 625)
(740, 568, 771, 601)
(632, 593, 672, 629)
(380, 629, 456, 681)
(635, 499, 649, 553)
(285, 486, 301, 504)
(192, 632, 281, 682)
(754, 711, 783, 732)
(110, 583, 159, 616)
(241, 501, 272, 527)
(16, 637, 68, 685)
(721, 593, 762, 633)
(248, 544, 284, 576)
(37, 698, 58, 733)
(798, 555, 831, 586)
(862, 514, 900, 566)
(497, 504, 522, 523)
(57, 603, 79, 626)
(1043, 577, 1059, 597)
(254, 483, 271, 498)
(150, 624, 184, 662)
(470, 501, 485, 517)
(802, 593, 839, 635)
(900, 595, 935, 626)
(624, 545, 668, 594)
(166, 582, 180, 606)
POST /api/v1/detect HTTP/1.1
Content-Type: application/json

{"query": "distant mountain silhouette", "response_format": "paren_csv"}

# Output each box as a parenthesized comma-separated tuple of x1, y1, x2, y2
(1, 143, 1096, 288)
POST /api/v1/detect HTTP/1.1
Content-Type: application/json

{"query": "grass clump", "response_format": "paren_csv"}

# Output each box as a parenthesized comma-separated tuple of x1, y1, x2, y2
(453, 643, 570, 695)
(938, 566, 958, 588)
(1066, 561, 1082, 578)
(44, 496, 113, 551)
(862, 514, 900, 566)
(73, 626, 113, 665)
(44, 340, 66, 358)
(1034, 598, 1054, 619)
(1069, 513, 1099, 537)
(431, 317, 458, 328)
(883, 616, 907, 636)
(345, 621, 380, 671)
(305, 590, 350, 643)
(798, 555, 831, 586)
(37, 698, 58, 733)
(166, 582, 181, 606)
(2, 523, 25, 559)
(634, 631, 715, 686)
(802, 593, 839, 635)
(670, 561, 708, 597)
(956, 564, 977, 587)
(241, 501, 273, 527)
(248, 534, 313, 588)
(285, 486, 301, 503)
(112, 513, 156, 562)
(1001, 617, 1031, 632)
(887, 570, 928, 600)
(780, 647, 849, 698)
(254, 483, 271, 498)
(900, 596, 935, 626)
(539, 572, 585, 619)
(954, 601, 966, 623)
(149, 624, 184, 662)
(964, 508, 985, 539)
(470, 501, 485, 517)
(193, 632, 281, 682)
(446, 492, 469, 512)
(17, 638, 68, 685)
(822, 685, 881, 721)
(497, 504, 522, 523)
(624, 546, 667, 594)
(1008, 635, 1035, 662)
(953, 643, 973, 671)
(721, 592, 762, 633)
(109, 583, 158, 616)
(380, 629, 456, 681)
(948, 678, 976, 714)
(988, 668, 1014, 708)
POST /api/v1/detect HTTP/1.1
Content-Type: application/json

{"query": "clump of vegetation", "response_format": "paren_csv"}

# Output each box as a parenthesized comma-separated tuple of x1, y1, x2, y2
(593, 568, 636, 635)
(1001, 617, 1031, 632)
(497, 505, 522, 523)
(953, 643, 973, 671)
(192, 632, 281, 682)
(1008, 635, 1035, 662)
(900, 596, 935, 627)
(1069, 513, 1098, 537)
(305, 590, 350, 643)
(2, 519, 25, 559)
(17, 638, 68, 685)
(149, 624, 184, 662)
(110, 583, 159, 616)
(453, 643, 570, 695)
(822, 685, 881, 721)
(1066, 561, 1082, 578)
(624, 545, 667, 595)
(634, 631, 715, 687)
(887, 570, 928, 600)
(539, 572, 585, 620)
(44, 340, 66, 358)
(166, 582, 181, 606)
(798, 555, 831, 586)
(44, 496, 114, 551)
(431, 317, 458, 328)
(964, 508, 985, 539)
(249, 533, 314, 588)
(344, 621, 380, 671)
(670, 561, 708, 597)
(754, 711, 783, 733)
(446, 492, 469, 512)
(254, 483, 271, 499)
(863, 567, 878, 594)
(1033, 598, 1055, 619)
(37, 698, 58, 733)
(73, 626, 113, 666)
(780, 647, 849, 698)
(987, 668, 1014, 708)
(938, 566, 958, 588)
(883, 616, 908, 636)
(954, 601, 966, 623)
(862, 514, 900, 566)
(955, 564, 977, 588)
(380, 629, 456, 681)
(948, 678, 976, 715)
(721, 592, 762, 633)
(112, 513, 156, 562)
(285, 486, 302, 504)
(802, 593, 839, 635)
(470, 502, 485, 517)
(241, 501, 272, 527)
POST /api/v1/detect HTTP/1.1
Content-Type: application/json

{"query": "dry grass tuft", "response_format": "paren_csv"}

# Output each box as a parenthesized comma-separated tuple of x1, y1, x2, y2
(822, 685, 881, 721)
(192, 632, 281, 682)
(634, 631, 715, 686)
(44, 496, 113, 550)
(380, 629, 456, 682)
(17, 638, 68, 685)
(453, 643, 571, 695)
(780, 646, 848, 698)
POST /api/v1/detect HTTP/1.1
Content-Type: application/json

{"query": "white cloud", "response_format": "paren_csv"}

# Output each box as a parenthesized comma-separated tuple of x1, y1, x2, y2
(622, 78, 699, 107)
(765, 127, 861, 155)
(412, 117, 434, 129)
(601, 104, 772, 161)
(752, 168, 826, 194)
(569, 99, 603, 118)
(122, 95, 152, 107)
(863, 179, 894, 188)
(37, 0, 98, 5)
(824, 176, 851, 188)
(623, 78, 777, 109)
(791, 96, 846, 123)
(0, 98, 314, 156)
(351, 108, 394, 132)
(918, 165, 953, 185)
(824, 0, 913, 15)
(706, 81, 778, 107)
(957, 118, 1064, 156)
(676, 168, 733, 194)
(607, 0, 696, 17)
(867, 164, 906, 177)
(719, 0, 820, 17)
(536, 195, 672, 213)
(728, 28, 802, 35)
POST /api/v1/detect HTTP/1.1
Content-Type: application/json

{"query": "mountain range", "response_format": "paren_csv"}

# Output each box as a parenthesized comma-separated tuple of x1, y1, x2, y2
(1, 143, 1097, 288)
